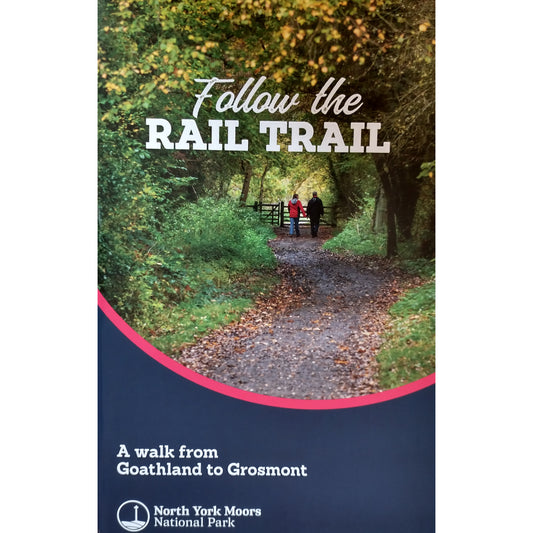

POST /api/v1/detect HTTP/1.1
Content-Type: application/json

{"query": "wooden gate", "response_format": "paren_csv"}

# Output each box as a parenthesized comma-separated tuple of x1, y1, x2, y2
(250, 202, 281, 225)
(249, 201, 336, 227)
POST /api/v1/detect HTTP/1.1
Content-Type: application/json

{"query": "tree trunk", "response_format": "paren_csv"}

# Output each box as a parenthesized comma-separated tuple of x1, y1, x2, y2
(373, 150, 435, 257)
(239, 159, 252, 206)
(394, 162, 422, 241)
(374, 157, 398, 257)
(258, 163, 269, 204)
(327, 155, 358, 219)
(373, 185, 387, 232)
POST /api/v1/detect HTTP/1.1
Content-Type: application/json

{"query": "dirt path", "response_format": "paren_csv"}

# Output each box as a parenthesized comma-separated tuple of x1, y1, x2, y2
(178, 227, 419, 399)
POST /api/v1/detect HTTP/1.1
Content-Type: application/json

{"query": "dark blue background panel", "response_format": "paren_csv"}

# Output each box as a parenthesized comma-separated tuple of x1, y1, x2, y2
(99, 308, 435, 533)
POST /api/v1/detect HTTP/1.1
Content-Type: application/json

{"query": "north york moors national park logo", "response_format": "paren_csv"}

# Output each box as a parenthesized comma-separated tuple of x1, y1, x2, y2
(117, 500, 150, 531)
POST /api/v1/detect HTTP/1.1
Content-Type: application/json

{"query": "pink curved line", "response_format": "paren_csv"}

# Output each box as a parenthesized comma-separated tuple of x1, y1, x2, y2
(98, 291, 435, 410)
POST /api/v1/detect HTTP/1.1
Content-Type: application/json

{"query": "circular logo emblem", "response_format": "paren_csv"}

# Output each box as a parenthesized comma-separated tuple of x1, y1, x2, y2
(117, 500, 150, 531)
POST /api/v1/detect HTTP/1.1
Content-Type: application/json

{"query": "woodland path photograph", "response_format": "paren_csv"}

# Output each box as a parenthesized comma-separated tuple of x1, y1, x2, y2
(179, 227, 428, 399)
(98, 0, 436, 399)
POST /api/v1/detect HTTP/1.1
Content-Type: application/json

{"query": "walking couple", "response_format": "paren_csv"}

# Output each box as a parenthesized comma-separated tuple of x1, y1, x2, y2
(288, 192, 324, 238)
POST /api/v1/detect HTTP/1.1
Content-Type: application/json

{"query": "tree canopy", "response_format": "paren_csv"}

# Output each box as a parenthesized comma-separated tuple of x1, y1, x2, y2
(98, 0, 435, 309)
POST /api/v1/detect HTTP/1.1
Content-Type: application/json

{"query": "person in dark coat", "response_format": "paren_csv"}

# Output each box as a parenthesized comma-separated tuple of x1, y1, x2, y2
(306, 192, 324, 237)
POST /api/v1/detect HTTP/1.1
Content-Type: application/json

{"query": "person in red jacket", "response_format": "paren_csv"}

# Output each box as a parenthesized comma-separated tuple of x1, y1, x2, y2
(288, 193, 306, 237)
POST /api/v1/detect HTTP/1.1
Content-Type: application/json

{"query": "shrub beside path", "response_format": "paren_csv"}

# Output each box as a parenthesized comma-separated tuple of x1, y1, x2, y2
(178, 227, 422, 400)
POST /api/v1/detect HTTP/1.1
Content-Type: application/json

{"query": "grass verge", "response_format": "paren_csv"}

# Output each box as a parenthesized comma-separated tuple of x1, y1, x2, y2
(143, 271, 279, 356)
(376, 280, 435, 389)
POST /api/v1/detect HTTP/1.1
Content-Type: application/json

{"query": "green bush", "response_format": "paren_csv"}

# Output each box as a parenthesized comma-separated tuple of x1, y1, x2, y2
(324, 201, 386, 256)
(162, 198, 276, 270)
(99, 196, 278, 350)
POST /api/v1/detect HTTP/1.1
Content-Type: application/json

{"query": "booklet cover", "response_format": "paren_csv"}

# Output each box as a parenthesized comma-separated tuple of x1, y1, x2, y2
(98, 1, 435, 531)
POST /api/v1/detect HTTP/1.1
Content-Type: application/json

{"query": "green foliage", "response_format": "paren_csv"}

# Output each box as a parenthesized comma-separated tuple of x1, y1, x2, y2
(323, 184, 436, 262)
(390, 282, 435, 316)
(99, 197, 278, 349)
(144, 299, 254, 355)
(416, 161, 435, 180)
(328, 154, 380, 220)
(145, 276, 277, 354)
(377, 281, 435, 389)
(161, 198, 276, 270)
(98, 0, 435, 267)
(98, 120, 195, 320)
(397, 258, 435, 280)
(142, 235, 279, 356)
(323, 200, 386, 256)
(192, 203, 274, 280)
(411, 164, 435, 258)
(98, 0, 435, 355)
